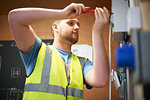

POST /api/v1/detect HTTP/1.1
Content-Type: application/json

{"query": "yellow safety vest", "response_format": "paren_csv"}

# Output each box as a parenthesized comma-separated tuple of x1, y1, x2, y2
(23, 42, 87, 100)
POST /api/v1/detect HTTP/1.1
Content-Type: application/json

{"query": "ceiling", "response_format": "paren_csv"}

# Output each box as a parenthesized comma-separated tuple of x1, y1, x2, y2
(0, 0, 111, 15)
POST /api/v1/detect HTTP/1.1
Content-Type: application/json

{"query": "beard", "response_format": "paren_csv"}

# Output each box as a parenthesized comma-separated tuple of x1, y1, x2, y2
(65, 34, 78, 44)
(60, 33, 79, 44)
(68, 36, 78, 44)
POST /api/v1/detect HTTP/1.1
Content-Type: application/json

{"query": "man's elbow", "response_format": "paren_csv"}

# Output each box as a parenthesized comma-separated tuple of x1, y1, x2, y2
(93, 77, 109, 88)
(8, 9, 18, 24)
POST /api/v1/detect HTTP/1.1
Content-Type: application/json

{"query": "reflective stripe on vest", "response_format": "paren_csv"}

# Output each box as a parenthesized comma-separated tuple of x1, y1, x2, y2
(23, 42, 87, 100)
(24, 84, 83, 98)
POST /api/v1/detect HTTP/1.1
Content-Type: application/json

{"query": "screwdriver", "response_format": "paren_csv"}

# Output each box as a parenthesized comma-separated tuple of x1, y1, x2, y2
(84, 8, 95, 13)
(73, 8, 94, 13)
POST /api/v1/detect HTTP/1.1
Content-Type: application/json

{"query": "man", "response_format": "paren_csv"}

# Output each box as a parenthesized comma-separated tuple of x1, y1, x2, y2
(8, 3, 110, 100)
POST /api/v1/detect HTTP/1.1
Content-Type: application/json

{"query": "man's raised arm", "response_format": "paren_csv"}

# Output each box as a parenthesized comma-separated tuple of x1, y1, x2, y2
(8, 3, 86, 53)
(85, 7, 110, 88)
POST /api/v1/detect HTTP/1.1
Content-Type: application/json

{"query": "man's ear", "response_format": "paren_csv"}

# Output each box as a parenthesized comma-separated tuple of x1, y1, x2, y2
(52, 24, 58, 32)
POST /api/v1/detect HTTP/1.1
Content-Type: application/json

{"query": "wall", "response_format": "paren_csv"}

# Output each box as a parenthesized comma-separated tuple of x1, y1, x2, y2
(0, 1, 123, 100)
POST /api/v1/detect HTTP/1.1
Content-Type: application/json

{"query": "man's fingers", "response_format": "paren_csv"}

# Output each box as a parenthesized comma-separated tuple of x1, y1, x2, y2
(72, 4, 86, 16)
(96, 8, 104, 20)
(78, 6, 82, 15)
(80, 4, 86, 13)
(101, 8, 108, 22)
(103, 7, 110, 18)
(77, 4, 86, 15)
(95, 7, 99, 19)
(94, 7, 110, 23)
(73, 6, 79, 16)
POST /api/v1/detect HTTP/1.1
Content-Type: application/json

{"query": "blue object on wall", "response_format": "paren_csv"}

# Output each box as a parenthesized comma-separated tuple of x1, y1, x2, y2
(116, 43, 135, 70)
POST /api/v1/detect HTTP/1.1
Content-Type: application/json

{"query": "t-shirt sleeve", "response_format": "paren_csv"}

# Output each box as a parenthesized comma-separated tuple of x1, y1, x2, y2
(83, 59, 93, 89)
(19, 36, 42, 77)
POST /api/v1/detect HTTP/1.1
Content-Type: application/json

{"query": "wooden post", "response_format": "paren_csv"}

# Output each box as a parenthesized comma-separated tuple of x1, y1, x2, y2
(139, 1, 150, 31)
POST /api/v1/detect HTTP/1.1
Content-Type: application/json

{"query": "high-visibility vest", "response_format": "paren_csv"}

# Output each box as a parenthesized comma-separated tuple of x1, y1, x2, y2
(23, 42, 87, 100)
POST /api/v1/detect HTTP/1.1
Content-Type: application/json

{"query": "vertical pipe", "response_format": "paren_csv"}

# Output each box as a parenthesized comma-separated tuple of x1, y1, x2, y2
(130, 0, 136, 7)
(109, 23, 112, 100)
(126, 68, 130, 100)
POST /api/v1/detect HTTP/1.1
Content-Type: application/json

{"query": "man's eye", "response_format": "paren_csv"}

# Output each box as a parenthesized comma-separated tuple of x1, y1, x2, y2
(69, 22, 74, 26)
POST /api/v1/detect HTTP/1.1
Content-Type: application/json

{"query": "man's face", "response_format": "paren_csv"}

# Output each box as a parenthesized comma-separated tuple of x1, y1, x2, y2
(58, 18, 80, 44)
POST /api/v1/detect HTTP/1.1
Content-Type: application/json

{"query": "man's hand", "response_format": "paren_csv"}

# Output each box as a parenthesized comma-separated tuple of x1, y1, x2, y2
(92, 7, 110, 36)
(62, 3, 86, 18)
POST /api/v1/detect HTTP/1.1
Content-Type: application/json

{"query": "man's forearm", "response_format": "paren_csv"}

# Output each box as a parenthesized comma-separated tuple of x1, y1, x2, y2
(92, 32, 109, 86)
(8, 8, 64, 25)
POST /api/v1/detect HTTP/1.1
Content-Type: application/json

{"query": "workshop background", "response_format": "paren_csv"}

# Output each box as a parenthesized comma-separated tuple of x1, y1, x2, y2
(0, 0, 121, 100)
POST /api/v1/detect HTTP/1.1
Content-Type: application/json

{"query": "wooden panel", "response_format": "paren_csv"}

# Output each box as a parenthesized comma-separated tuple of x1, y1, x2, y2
(139, 2, 150, 31)
(0, 15, 13, 40)
(0, 0, 111, 15)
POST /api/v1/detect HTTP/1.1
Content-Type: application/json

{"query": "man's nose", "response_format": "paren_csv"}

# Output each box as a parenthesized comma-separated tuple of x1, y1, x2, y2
(74, 24, 79, 30)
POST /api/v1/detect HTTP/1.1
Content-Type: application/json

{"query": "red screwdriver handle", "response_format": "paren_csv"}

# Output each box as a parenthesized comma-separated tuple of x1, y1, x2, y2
(84, 8, 95, 13)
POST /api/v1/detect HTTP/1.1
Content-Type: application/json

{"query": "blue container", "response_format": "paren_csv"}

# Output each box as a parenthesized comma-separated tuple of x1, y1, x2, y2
(116, 43, 135, 70)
